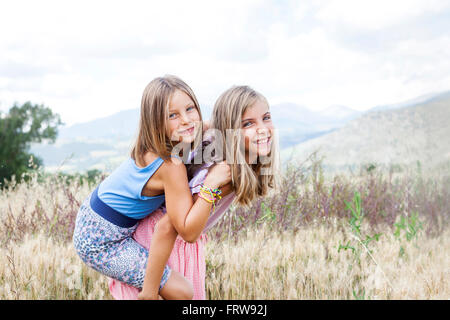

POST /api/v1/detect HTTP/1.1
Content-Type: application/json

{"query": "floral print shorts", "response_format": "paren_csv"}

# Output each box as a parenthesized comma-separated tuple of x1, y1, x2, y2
(72, 192, 171, 290)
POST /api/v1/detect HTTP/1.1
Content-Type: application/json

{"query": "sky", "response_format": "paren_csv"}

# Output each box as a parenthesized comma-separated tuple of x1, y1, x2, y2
(1, 0, 450, 126)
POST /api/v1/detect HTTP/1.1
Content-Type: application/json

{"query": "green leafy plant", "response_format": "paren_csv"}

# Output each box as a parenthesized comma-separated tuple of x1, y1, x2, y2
(257, 202, 276, 224)
(352, 288, 370, 300)
(394, 211, 423, 242)
(338, 191, 391, 299)
(394, 211, 423, 257)
(338, 191, 382, 260)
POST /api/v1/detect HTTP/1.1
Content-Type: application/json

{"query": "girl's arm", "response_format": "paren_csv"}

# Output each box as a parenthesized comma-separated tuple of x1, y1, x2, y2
(161, 160, 230, 242)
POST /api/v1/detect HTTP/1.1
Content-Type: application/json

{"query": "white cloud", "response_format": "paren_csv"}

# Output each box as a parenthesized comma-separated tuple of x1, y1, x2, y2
(316, 0, 450, 30)
(0, 0, 449, 125)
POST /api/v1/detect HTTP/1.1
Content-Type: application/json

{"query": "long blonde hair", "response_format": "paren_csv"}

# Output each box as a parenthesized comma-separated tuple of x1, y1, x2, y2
(131, 75, 202, 165)
(210, 85, 280, 207)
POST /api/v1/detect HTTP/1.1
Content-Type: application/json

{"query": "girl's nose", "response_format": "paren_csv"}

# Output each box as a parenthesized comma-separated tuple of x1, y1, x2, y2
(180, 112, 190, 124)
(256, 125, 269, 135)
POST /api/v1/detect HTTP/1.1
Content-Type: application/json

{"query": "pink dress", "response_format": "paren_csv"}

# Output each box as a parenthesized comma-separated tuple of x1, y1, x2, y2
(108, 163, 235, 300)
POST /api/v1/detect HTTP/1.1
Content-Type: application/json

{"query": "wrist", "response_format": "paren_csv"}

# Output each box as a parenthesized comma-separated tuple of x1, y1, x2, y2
(198, 192, 215, 206)
(199, 184, 222, 202)
(202, 179, 219, 190)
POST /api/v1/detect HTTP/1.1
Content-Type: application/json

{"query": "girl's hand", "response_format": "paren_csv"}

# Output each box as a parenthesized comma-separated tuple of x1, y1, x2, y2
(203, 161, 231, 189)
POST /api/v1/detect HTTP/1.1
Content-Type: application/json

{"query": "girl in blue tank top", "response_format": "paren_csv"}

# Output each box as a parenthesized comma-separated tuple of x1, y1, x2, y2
(72, 75, 231, 296)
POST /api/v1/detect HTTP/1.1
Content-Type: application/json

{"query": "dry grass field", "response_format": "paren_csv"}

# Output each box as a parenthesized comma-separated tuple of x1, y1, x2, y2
(0, 223, 448, 300)
(0, 159, 448, 299)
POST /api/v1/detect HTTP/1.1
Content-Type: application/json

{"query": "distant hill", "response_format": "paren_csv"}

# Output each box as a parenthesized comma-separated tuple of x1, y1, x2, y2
(30, 91, 449, 174)
(367, 91, 448, 113)
(57, 102, 361, 147)
(31, 101, 361, 173)
(58, 108, 140, 140)
(282, 91, 450, 174)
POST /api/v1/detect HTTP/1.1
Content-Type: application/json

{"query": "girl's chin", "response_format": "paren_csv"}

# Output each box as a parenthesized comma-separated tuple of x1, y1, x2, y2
(180, 136, 196, 144)
(247, 147, 271, 159)
(257, 144, 272, 154)
(258, 151, 271, 157)
(171, 140, 192, 146)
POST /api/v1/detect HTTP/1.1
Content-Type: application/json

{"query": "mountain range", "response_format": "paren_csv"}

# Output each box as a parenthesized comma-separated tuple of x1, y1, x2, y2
(282, 91, 450, 174)
(30, 91, 450, 174)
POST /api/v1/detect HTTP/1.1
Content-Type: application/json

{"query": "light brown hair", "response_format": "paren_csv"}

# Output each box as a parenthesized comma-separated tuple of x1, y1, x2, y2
(210, 85, 281, 207)
(131, 75, 202, 165)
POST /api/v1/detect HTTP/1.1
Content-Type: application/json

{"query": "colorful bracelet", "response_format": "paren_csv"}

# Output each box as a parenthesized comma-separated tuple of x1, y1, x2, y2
(199, 184, 222, 200)
(198, 191, 214, 203)
(198, 184, 223, 214)
(198, 190, 217, 215)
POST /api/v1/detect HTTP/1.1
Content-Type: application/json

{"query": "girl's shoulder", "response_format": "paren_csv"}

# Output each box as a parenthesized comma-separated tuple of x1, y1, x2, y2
(141, 152, 188, 193)
(138, 152, 160, 168)
(138, 151, 182, 170)
(154, 156, 187, 182)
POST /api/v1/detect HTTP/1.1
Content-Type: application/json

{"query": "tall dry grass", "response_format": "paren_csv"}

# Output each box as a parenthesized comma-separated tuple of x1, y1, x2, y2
(0, 156, 448, 299)
(206, 223, 449, 299)
(0, 232, 112, 299)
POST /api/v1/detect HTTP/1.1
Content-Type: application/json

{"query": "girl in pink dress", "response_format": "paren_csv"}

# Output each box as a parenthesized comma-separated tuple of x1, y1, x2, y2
(109, 85, 280, 300)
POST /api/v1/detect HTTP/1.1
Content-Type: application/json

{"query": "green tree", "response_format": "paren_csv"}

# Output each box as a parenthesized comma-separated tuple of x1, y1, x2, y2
(0, 102, 62, 185)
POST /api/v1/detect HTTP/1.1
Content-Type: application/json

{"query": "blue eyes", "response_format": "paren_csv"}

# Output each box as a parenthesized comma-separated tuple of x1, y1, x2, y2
(169, 106, 196, 119)
(242, 115, 271, 128)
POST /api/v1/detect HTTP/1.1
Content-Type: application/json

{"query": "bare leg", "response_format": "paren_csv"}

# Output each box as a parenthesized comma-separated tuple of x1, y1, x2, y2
(138, 214, 182, 299)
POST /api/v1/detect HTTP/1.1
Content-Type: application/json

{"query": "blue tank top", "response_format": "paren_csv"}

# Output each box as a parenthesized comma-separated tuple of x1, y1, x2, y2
(97, 157, 166, 219)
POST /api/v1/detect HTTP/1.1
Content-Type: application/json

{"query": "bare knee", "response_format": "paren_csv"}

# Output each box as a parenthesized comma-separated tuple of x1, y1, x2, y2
(155, 215, 177, 236)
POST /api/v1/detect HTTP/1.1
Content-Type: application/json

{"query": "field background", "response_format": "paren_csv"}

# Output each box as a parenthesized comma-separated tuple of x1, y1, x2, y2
(1, 155, 448, 299)
(1, 91, 449, 300)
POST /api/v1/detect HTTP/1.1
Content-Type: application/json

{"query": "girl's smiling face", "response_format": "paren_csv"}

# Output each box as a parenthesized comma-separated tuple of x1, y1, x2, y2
(241, 99, 274, 163)
(167, 89, 201, 143)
